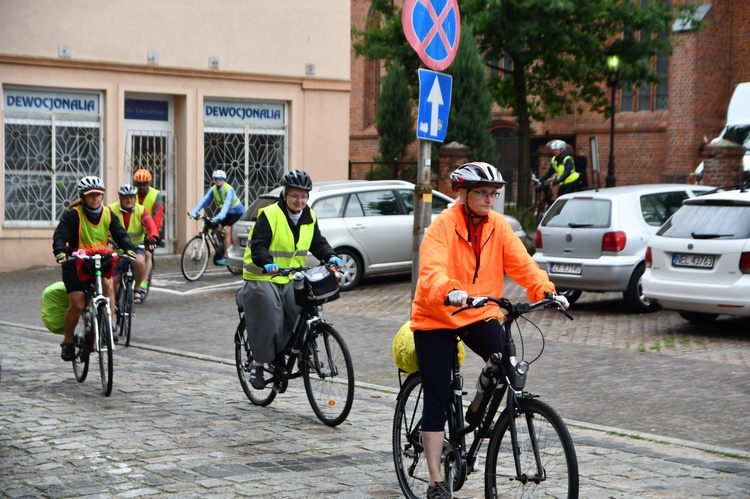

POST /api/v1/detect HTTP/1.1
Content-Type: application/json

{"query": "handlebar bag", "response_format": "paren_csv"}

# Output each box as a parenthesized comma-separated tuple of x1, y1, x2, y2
(294, 266, 340, 306)
(75, 249, 119, 282)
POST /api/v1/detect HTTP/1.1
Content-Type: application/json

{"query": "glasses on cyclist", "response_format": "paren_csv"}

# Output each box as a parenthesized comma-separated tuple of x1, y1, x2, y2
(287, 194, 309, 201)
(470, 189, 501, 200)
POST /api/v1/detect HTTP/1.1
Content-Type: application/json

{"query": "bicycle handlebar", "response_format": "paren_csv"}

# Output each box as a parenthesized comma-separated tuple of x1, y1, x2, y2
(445, 294, 574, 321)
(59, 250, 119, 265)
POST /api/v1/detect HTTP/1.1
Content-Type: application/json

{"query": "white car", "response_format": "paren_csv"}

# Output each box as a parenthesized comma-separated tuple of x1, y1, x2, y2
(642, 186, 750, 322)
(227, 179, 526, 291)
(532, 184, 714, 312)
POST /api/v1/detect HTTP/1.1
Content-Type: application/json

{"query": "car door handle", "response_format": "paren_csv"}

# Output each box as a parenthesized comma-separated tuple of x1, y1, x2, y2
(351, 224, 366, 231)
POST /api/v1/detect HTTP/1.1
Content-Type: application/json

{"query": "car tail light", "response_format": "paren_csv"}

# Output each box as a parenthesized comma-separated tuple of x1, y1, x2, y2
(535, 229, 543, 249)
(602, 231, 626, 252)
(645, 247, 652, 268)
(741, 252, 750, 274)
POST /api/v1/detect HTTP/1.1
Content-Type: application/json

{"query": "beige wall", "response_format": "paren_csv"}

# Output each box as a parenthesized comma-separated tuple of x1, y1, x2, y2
(0, 0, 351, 272)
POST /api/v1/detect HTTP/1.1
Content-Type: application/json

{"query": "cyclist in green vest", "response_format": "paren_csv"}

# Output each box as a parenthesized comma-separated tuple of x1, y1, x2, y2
(133, 168, 163, 290)
(110, 184, 160, 304)
(539, 139, 580, 197)
(239, 169, 343, 389)
(52, 176, 136, 362)
(188, 169, 246, 266)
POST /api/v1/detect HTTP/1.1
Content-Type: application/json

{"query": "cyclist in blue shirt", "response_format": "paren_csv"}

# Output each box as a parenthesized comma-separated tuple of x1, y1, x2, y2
(188, 169, 245, 265)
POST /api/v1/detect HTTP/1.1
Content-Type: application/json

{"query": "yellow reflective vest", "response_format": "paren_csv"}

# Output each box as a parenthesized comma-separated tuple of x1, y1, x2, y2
(551, 154, 580, 186)
(243, 204, 315, 283)
(74, 205, 112, 250)
(110, 202, 146, 244)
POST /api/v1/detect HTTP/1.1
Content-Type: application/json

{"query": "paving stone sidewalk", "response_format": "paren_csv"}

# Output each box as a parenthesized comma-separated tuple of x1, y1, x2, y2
(1, 327, 749, 498)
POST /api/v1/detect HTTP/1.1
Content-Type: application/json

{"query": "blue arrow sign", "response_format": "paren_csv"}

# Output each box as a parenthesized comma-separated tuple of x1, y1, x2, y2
(417, 69, 452, 142)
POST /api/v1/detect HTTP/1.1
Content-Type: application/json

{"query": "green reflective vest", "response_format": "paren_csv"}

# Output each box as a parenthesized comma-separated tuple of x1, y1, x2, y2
(243, 204, 315, 283)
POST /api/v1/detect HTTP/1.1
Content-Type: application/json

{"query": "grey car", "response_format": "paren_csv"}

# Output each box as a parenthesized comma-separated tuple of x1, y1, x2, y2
(227, 179, 526, 291)
(532, 184, 714, 312)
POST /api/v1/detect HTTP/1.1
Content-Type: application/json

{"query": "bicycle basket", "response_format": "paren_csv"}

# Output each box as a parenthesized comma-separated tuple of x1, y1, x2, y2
(293, 266, 340, 306)
(75, 249, 118, 282)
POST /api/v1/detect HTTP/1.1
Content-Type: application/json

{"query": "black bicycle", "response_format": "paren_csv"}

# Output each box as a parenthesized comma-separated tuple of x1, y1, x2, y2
(520, 174, 555, 239)
(393, 295, 579, 498)
(113, 244, 149, 346)
(63, 250, 119, 396)
(234, 265, 355, 426)
(182, 213, 241, 281)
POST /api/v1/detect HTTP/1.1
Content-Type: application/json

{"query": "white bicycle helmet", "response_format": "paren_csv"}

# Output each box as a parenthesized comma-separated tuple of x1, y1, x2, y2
(117, 184, 138, 196)
(77, 176, 106, 197)
(549, 140, 567, 151)
(450, 162, 506, 189)
(212, 169, 227, 181)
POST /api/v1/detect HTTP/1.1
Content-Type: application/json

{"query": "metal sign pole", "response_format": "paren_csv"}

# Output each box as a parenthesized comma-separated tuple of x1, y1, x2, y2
(411, 139, 432, 298)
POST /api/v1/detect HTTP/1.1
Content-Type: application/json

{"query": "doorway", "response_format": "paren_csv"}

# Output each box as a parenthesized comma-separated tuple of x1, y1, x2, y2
(123, 95, 175, 252)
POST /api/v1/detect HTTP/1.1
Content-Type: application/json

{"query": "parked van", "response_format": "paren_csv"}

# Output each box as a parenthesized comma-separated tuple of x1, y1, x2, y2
(695, 81, 750, 183)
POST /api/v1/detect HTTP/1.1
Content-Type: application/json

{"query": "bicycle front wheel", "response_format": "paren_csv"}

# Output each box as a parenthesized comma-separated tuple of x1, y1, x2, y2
(97, 304, 114, 396)
(115, 277, 134, 347)
(302, 324, 354, 426)
(181, 235, 210, 281)
(393, 372, 428, 499)
(485, 398, 578, 498)
(72, 308, 91, 382)
(234, 318, 276, 406)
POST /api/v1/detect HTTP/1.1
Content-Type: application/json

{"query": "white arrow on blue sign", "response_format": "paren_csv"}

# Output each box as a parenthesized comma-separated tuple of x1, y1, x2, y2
(417, 69, 452, 142)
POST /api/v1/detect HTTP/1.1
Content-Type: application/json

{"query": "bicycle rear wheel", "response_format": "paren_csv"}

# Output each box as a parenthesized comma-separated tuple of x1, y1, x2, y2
(181, 235, 210, 281)
(485, 398, 578, 498)
(393, 372, 429, 499)
(234, 318, 276, 406)
(97, 305, 114, 396)
(301, 324, 354, 426)
(72, 308, 91, 382)
(115, 275, 134, 347)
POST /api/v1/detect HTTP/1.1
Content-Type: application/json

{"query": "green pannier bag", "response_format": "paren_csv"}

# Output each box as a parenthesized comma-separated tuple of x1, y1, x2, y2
(41, 282, 69, 335)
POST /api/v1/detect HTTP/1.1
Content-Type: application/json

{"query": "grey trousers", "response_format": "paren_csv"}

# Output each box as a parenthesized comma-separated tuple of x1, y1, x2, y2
(240, 280, 299, 364)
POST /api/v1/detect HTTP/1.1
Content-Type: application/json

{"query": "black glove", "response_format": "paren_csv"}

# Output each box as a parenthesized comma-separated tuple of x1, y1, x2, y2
(126, 250, 137, 261)
(55, 252, 67, 264)
(148, 236, 160, 250)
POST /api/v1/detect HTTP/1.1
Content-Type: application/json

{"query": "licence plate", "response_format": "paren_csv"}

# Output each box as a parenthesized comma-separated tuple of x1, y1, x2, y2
(549, 263, 582, 275)
(672, 253, 714, 269)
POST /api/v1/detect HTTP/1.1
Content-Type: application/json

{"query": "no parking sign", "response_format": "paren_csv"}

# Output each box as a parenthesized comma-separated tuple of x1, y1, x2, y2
(402, 0, 461, 71)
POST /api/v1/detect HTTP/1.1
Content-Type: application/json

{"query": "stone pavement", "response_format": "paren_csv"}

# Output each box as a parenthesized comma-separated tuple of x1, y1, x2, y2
(2, 325, 749, 498)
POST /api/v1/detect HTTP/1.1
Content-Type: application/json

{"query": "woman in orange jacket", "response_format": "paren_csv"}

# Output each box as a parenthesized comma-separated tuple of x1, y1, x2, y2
(410, 162, 568, 499)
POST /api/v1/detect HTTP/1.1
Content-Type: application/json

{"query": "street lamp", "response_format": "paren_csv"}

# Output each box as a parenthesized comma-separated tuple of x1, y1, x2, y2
(605, 54, 621, 188)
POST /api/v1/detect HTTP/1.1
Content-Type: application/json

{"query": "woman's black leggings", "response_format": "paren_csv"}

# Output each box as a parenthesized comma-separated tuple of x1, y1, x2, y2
(413, 319, 505, 432)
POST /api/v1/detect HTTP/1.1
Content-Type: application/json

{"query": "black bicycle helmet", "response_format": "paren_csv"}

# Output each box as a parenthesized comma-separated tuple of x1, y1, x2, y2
(117, 184, 138, 196)
(77, 175, 106, 197)
(281, 169, 313, 191)
(450, 162, 506, 189)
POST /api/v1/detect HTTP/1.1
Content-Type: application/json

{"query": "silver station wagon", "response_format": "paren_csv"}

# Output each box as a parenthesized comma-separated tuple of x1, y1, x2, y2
(532, 184, 713, 312)
(227, 179, 525, 291)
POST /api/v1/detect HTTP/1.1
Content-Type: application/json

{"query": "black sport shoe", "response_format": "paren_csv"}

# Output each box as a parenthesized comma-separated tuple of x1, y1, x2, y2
(60, 342, 75, 362)
(426, 481, 452, 499)
(249, 362, 265, 390)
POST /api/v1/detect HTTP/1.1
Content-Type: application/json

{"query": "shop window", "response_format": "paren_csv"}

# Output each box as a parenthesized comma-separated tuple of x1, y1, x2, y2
(3, 88, 101, 226)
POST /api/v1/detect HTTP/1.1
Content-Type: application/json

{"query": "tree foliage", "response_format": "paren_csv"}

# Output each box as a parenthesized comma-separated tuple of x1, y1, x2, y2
(444, 26, 495, 163)
(375, 62, 414, 165)
(353, 0, 700, 205)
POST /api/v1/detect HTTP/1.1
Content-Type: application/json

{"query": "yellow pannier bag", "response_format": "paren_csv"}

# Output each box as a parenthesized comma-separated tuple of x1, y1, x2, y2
(392, 320, 465, 373)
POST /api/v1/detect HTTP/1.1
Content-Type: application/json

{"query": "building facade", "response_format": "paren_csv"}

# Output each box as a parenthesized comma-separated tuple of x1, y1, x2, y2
(349, 1, 749, 198)
(0, 0, 351, 271)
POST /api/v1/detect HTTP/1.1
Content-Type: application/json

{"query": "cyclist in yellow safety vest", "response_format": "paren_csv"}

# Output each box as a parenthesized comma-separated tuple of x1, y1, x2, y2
(239, 169, 343, 389)
(52, 176, 136, 362)
(188, 169, 246, 266)
(539, 140, 580, 197)
(110, 184, 160, 304)
(133, 168, 163, 290)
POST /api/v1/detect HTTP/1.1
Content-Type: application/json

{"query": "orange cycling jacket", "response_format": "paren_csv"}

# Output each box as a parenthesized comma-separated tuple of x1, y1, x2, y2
(411, 202, 555, 332)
